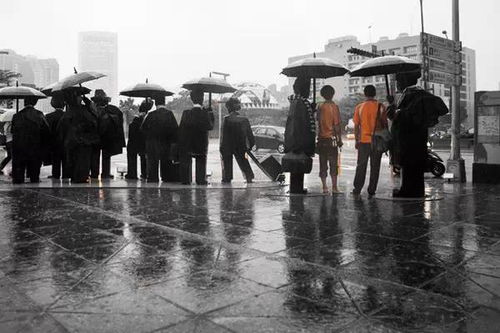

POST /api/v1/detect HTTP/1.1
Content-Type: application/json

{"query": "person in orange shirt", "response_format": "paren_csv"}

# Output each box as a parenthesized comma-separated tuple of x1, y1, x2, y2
(317, 85, 343, 194)
(352, 85, 388, 197)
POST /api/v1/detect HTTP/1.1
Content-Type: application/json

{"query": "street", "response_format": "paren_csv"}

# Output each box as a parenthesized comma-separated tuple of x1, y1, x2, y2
(1, 140, 498, 332)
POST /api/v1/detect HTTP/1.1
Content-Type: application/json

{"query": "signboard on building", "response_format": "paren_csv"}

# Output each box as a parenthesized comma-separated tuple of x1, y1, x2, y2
(473, 91, 500, 184)
(421, 32, 462, 87)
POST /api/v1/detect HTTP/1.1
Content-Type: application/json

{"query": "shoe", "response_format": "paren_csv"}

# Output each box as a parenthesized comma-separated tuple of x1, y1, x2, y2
(351, 190, 360, 196)
(196, 181, 208, 185)
(140, 175, 147, 180)
(181, 182, 191, 185)
(101, 174, 114, 179)
(221, 179, 231, 184)
(246, 179, 253, 184)
(368, 192, 375, 198)
(125, 175, 138, 180)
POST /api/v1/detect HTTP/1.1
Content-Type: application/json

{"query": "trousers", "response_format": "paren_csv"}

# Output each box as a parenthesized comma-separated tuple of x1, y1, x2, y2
(180, 153, 207, 185)
(353, 143, 383, 195)
(221, 152, 254, 182)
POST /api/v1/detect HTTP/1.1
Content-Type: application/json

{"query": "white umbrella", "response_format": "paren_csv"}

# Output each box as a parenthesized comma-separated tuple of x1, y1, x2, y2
(0, 109, 16, 122)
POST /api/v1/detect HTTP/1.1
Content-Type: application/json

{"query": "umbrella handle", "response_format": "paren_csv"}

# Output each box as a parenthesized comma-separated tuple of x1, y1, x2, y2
(209, 92, 212, 108)
(384, 74, 391, 98)
(313, 78, 316, 104)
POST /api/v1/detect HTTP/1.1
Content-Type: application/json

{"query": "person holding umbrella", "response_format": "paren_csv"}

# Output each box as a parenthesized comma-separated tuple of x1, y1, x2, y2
(282, 76, 316, 194)
(178, 89, 214, 185)
(220, 97, 255, 184)
(126, 98, 152, 180)
(141, 95, 178, 183)
(390, 70, 448, 198)
(45, 94, 66, 179)
(11, 96, 50, 184)
(58, 88, 100, 183)
(91, 89, 125, 179)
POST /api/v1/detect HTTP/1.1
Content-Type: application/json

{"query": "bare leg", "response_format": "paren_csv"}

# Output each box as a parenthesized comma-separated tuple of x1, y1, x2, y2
(331, 175, 339, 193)
(321, 177, 328, 193)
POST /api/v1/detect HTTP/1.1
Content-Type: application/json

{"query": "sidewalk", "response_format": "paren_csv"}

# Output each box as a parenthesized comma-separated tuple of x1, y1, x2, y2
(1, 143, 499, 332)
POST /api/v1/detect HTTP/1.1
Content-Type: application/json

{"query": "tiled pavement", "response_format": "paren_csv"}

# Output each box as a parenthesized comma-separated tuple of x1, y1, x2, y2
(0, 176, 499, 332)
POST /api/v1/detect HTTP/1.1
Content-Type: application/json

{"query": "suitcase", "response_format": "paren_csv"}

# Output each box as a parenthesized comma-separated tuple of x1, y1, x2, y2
(247, 151, 285, 183)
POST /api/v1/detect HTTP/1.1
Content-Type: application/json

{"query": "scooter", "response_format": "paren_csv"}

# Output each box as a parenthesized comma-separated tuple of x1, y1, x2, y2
(392, 148, 446, 178)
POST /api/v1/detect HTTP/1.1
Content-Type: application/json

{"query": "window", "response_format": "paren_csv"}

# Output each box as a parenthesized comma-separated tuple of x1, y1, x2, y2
(404, 45, 418, 53)
(389, 48, 401, 55)
(254, 128, 265, 135)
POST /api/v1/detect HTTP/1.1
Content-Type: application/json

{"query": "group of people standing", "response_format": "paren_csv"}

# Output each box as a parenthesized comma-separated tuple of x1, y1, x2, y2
(124, 90, 215, 185)
(1, 87, 125, 184)
(125, 91, 255, 185)
(284, 69, 448, 198)
(1, 68, 447, 196)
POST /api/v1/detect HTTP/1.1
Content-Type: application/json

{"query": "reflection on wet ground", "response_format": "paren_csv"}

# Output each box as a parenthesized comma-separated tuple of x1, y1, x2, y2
(1, 180, 500, 332)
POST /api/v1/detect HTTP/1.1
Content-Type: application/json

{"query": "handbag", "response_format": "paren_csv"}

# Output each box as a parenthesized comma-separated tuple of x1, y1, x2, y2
(371, 103, 392, 154)
(281, 152, 313, 174)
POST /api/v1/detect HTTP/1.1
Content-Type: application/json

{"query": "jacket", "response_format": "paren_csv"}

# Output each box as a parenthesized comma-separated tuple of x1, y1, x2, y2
(11, 106, 50, 160)
(284, 96, 316, 157)
(98, 104, 126, 155)
(178, 106, 214, 155)
(127, 113, 146, 153)
(220, 112, 255, 155)
(141, 106, 178, 156)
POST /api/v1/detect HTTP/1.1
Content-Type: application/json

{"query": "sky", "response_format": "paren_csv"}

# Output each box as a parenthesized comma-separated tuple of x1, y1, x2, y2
(1, 0, 499, 92)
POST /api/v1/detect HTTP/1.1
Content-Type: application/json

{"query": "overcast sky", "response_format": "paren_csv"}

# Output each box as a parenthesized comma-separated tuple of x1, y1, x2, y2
(1, 0, 499, 91)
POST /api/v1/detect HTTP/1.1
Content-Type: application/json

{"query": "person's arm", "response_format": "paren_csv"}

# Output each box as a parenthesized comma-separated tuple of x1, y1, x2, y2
(353, 105, 360, 149)
(333, 104, 343, 147)
(245, 119, 255, 150)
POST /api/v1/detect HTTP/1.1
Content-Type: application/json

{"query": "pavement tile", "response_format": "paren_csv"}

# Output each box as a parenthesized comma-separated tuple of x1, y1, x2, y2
(342, 275, 468, 331)
(425, 270, 500, 311)
(341, 242, 447, 287)
(209, 287, 358, 333)
(159, 317, 234, 333)
(146, 269, 273, 314)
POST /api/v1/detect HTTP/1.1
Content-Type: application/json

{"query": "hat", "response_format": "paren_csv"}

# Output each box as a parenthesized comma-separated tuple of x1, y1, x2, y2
(91, 89, 111, 102)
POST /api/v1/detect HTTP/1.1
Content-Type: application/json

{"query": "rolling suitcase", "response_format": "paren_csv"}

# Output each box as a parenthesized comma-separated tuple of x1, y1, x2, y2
(247, 151, 285, 183)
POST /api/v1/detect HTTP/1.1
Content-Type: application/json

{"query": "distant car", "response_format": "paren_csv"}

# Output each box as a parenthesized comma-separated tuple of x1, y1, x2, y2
(251, 125, 286, 153)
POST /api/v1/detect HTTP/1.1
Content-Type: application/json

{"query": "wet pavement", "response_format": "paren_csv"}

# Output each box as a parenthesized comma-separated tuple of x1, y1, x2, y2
(1, 145, 500, 332)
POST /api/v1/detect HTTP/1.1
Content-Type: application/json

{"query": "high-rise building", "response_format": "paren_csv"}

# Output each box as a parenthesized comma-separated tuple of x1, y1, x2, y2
(0, 49, 59, 113)
(78, 31, 118, 103)
(288, 34, 477, 126)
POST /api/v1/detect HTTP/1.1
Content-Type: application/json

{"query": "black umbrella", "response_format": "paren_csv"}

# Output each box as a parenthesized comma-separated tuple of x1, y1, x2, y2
(281, 53, 349, 103)
(182, 75, 236, 107)
(349, 55, 422, 96)
(42, 82, 91, 96)
(120, 79, 174, 98)
(51, 68, 106, 92)
(0, 82, 47, 112)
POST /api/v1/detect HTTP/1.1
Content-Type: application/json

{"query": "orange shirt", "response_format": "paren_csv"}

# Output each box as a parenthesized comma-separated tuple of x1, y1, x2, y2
(318, 101, 341, 139)
(353, 99, 387, 143)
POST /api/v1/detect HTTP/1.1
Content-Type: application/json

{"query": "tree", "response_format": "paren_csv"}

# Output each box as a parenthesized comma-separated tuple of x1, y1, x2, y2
(337, 94, 364, 127)
(0, 70, 21, 86)
(119, 98, 139, 139)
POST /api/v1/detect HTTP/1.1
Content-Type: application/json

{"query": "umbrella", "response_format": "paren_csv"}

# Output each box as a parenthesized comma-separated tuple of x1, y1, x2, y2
(42, 82, 91, 96)
(349, 55, 421, 96)
(0, 83, 47, 112)
(281, 53, 349, 103)
(182, 76, 237, 107)
(0, 109, 15, 122)
(120, 79, 174, 98)
(51, 70, 106, 92)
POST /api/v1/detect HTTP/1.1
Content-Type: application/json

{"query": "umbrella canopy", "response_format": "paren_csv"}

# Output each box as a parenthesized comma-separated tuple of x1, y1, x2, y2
(349, 55, 421, 77)
(0, 86, 47, 99)
(120, 81, 174, 98)
(51, 71, 106, 92)
(182, 77, 237, 94)
(42, 82, 91, 96)
(0, 109, 15, 122)
(281, 57, 349, 78)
